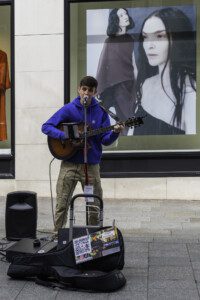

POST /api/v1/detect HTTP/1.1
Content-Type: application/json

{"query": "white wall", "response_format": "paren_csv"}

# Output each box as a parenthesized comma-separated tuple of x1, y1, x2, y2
(0, 0, 200, 201)
(3, 0, 64, 196)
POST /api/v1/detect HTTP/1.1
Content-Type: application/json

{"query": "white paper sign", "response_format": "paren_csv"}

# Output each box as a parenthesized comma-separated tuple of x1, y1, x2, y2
(84, 185, 94, 202)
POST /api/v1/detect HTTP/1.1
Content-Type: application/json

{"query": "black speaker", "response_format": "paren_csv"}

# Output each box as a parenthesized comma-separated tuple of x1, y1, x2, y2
(6, 238, 57, 262)
(5, 191, 37, 241)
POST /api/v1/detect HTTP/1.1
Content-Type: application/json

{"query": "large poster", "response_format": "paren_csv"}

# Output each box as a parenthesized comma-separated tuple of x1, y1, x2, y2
(0, 4, 11, 155)
(68, 0, 199, 153)
(87, 5, 196, 136)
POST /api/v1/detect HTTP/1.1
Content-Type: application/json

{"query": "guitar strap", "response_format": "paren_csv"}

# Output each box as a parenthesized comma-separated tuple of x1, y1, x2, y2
(96, 98, 120, 122)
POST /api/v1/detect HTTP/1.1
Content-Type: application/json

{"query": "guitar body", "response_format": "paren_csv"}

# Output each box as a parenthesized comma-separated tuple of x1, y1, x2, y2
(48, 123, 86, 160)
(48, 137, 84, 160)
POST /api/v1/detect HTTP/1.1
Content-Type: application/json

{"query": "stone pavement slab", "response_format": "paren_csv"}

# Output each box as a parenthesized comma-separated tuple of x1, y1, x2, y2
(148, 280, 199, 300)
(1, 197, 200, 299)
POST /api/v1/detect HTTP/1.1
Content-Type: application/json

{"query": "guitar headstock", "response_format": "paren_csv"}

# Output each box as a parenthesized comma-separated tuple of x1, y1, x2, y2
(124, 115, 146, 128)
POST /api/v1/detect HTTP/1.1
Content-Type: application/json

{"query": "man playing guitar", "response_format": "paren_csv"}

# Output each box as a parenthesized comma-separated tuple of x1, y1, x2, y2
(41, 76, 124, 234)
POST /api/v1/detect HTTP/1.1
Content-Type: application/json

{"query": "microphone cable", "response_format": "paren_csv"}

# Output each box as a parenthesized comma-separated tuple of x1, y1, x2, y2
(0, 237, 12, 262)
(49, 157, 56, 228)
(37, 157, 56, 237)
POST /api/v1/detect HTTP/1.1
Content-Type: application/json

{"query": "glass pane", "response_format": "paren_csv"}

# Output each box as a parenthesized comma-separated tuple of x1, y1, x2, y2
(69, 0, 199, 153)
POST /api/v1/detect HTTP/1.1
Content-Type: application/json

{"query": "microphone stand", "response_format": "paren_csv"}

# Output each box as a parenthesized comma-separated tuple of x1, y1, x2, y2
(83, 96, 89, 225)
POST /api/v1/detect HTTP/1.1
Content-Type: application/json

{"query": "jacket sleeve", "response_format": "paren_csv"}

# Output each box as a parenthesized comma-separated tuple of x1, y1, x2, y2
(41, 105, 69, 140)
(100, 111, 119, 146)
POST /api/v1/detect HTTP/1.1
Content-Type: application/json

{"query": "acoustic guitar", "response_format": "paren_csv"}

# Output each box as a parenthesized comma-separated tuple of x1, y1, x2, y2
(48, 117, 144, 160)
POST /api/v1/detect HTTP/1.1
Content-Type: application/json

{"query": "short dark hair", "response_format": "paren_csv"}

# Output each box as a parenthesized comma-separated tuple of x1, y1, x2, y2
(80, 76, 98, 89)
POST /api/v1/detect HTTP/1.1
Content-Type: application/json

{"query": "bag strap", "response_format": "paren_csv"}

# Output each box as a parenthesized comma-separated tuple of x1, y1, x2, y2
(35, 277, 74, 290)
(35, 277, 97, 293)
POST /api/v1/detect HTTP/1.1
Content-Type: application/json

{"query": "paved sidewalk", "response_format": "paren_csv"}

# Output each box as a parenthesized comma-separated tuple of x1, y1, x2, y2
(1, 197, 200, 299)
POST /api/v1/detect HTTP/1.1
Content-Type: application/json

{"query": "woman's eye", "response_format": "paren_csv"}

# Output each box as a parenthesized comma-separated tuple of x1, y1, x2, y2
(157, 33, 167, 39)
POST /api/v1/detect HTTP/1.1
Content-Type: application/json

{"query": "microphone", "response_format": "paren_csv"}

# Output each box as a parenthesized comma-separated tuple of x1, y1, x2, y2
(83, 96, 88, 106)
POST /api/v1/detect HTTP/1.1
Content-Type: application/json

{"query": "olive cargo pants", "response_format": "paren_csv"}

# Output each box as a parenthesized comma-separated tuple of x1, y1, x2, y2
(54, 161, 103, 232)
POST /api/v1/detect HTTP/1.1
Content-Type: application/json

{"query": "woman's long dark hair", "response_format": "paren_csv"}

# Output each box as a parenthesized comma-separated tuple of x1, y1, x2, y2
(136, 7, 196, 128)
(107, 8, 135, 37)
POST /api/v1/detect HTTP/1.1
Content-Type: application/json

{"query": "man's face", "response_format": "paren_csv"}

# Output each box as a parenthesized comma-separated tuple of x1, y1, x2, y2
(78, 85, 96, 105)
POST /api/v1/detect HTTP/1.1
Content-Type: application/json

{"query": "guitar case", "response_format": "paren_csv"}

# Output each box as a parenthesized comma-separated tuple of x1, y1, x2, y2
(7, 227, 125, 292)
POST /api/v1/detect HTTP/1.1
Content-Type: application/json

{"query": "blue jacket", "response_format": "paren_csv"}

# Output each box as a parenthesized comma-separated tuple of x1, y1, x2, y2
(41, 96, 119, 164)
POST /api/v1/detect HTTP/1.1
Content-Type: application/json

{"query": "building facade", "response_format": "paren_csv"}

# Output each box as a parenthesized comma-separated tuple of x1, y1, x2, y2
(0, 0, 200, 203)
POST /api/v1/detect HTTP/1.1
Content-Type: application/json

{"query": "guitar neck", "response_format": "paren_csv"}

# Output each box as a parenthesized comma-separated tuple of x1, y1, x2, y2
(81, 124, 116, 138)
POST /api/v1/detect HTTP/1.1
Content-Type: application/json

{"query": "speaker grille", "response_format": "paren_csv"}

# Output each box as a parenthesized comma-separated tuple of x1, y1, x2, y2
(6, 191, 37, 240)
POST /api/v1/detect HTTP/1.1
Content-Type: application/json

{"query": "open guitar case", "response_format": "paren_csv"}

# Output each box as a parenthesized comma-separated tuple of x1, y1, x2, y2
(7, 194, 126, 292)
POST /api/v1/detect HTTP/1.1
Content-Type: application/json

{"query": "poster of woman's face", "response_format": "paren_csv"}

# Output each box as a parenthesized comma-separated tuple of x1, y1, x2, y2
(0, 4, 11, 154)
(86, 5, 196, 136)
